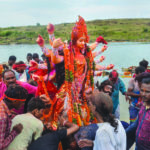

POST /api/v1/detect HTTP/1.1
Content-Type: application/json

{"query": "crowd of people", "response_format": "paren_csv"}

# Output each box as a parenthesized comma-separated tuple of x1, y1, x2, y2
(0, 16, 150, 150)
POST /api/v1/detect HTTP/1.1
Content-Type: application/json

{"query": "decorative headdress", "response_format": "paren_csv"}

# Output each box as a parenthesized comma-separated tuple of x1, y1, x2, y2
(71, 16, 89, 43)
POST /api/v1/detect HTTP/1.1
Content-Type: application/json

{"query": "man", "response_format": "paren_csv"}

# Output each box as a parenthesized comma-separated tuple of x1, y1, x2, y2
(26, 53, 32, 66)
(108, 70, 127, 119)
(126, 77, 150, 150)
(0, 84, 28, 149)
(27, 112, 79, 150)
(7, 97, 46, 150)
(127, 66, 145, 124)
(3, 55, 17, 70)
(96, 79, 113, 96)
(32, 53, 43, 64)
(0, 69, 37, 98)
(13, 61, 30, 82)
(139, 59, 149, 71)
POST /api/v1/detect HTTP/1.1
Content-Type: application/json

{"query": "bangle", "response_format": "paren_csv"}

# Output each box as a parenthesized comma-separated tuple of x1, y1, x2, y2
(63, 120, 68, 126)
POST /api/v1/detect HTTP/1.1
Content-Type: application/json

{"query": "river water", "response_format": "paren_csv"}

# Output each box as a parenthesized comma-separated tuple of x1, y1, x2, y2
(1, 42, 150, 122)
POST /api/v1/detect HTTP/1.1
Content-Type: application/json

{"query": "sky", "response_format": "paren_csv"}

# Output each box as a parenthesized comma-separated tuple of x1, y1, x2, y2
(0, 0, 150, 27)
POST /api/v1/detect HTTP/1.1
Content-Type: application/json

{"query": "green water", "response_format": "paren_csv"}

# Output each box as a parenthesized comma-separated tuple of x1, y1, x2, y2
(1, 42, 150, 123)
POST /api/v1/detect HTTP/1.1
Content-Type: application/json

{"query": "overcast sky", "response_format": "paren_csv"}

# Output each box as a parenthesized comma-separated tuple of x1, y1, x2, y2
(0, 0, 150, 27)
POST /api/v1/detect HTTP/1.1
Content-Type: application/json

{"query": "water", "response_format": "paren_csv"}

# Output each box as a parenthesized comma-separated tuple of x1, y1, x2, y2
(1, 42, 150, 123)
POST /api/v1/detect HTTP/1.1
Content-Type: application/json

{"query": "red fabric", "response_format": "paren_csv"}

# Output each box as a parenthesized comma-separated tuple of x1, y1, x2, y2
(12, 64, 27, 70)
(96, 36, 108, 44)
(0, 101, 18, 149)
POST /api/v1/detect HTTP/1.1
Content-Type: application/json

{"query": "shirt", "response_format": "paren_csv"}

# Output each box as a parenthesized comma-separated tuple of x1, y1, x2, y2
(6, 113, 43, 150)
(111, 78, 126, 113)
(93, 119, 126, 150)
(136, 105, 150, 150)
(28, 129, 67, 150)
(0, 80, 37, 98)
(0, 101, 18, 150)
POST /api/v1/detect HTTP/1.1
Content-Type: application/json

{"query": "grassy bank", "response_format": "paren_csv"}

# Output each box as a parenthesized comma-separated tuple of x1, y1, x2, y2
(0, 18, 150, 44)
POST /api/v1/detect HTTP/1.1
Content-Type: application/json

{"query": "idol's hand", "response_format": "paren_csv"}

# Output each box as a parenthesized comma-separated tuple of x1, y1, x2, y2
(106, 64, 114, 70)
(53, 38, 63, 48)
(36, 35, 44, 47)
(96, 36, 107, 44)
(47, 23, 55, 34)
(101, 45, 108, 52)
(99, 56, 105, 62)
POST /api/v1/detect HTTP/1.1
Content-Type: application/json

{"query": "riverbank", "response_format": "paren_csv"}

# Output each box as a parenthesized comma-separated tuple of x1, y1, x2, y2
(0, 18, 150, 44)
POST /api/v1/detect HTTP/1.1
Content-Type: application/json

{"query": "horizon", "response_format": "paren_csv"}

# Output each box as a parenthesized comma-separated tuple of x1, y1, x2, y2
(1, 17, 150, 28)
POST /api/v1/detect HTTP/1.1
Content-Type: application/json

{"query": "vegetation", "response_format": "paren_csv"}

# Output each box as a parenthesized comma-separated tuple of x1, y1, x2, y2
(0, 18, 150, 44)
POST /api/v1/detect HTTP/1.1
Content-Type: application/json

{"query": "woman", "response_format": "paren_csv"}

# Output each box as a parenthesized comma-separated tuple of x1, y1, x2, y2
(78, 91, 126, 150)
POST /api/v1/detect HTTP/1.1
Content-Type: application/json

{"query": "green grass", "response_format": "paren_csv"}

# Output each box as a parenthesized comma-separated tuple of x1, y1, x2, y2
(0, 18, 150, 44)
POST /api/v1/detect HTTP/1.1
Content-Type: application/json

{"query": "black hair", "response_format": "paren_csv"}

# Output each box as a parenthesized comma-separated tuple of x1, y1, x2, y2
(27, 97, 46, 112)
(139, 59, 149, 69)
(45, 56, 51, 81)
(15, 61, 25, 65)
(5, 84, 28, 102)
(96, 80, 114, 92)
(2, 69, 15, 79)
(142, 78, 150, 84)
(135, 66, 145, 74)
(33, 53, 39, 59)
(9, 56, 16, 61)
(27, 53, 32, 57)
(135, 72, 150, 83)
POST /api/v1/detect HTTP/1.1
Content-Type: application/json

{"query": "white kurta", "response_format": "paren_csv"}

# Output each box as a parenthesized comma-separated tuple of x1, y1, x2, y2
(93, 119, 126, 150)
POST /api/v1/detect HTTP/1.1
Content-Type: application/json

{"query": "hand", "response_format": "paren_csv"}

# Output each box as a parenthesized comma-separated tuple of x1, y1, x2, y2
(13, 123, 23, 134)
(101, 45, 108, 52)
(29, 60, 38, 67)
(59, 116, 66, 126)
(99, 56, 105, 62)
(36, 35, 45, 47)
(96, 36, 108, 44)
(47, 23, 55, 34)
(40, 94, 50, 104)
(78, 139, 93, 148)
(53, 38, 63, 48)
(106, 64, 114, 70)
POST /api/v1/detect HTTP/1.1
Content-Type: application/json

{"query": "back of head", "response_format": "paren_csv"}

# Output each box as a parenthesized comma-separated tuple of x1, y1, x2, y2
(142, 77, 150, 85)
(91, 92, 113, 116)
(139, 59, 149, 69)
(135, 66, 145, 75)
(5, 84, 28, 101)
(27, 97, 45, 112)
(90, 91, 118, 131)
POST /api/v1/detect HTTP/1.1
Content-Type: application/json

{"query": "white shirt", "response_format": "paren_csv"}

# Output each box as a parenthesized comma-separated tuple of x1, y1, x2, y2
(6, 113, 43, 150)
(93, 119, 126, 150)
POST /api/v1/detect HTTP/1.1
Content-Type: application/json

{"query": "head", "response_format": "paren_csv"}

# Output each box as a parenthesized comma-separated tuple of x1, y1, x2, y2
(135, 66, 145, 77)
(97, 80, 114, 96)
(135, 72, 150, 88)
(32, 53, 40, 63)
(4, 84, 28, 110)
(71, 16, 89, 47)
(109, 70, 118, 84)
(2, 70, 16, 87)
(27, 97, 46, 118)
(140, 78, 150, 105)
(41, 54, 46, 61)
(13, 61, 26, 73)
(139, 59, 149, 70)
(87, 91, 118, 131)
(27, 53, 32, 62)
(87, 91, 113, 117)
(8, 55, 16, 66)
